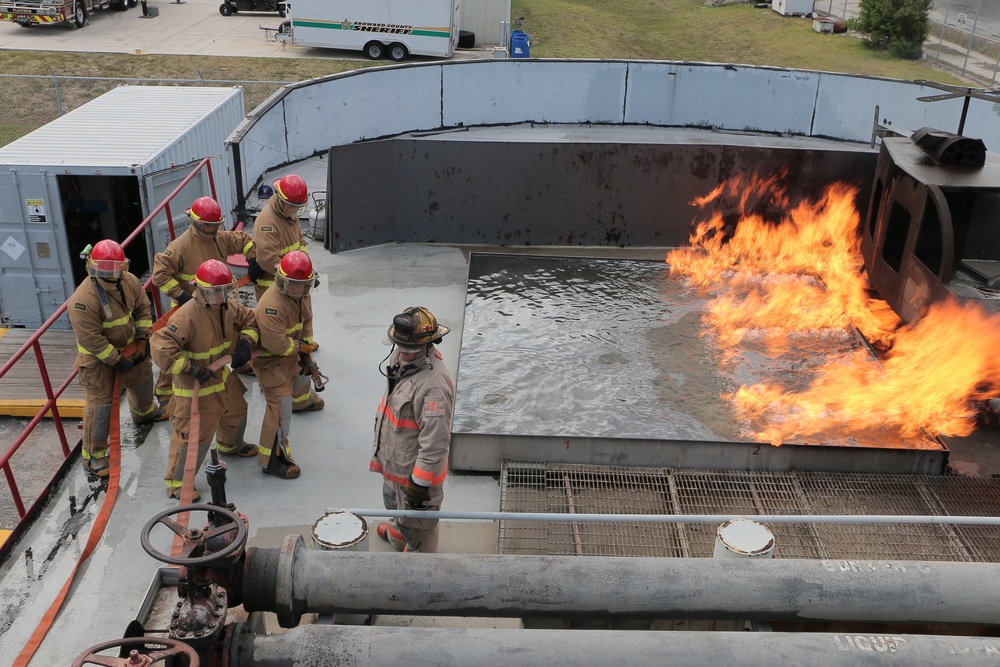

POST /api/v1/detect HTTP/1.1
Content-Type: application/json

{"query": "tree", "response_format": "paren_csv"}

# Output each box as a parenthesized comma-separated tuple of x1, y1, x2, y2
(848, 0, 933, 60)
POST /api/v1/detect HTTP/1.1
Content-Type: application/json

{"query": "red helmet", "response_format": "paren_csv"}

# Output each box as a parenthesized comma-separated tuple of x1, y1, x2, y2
(87, 239, 128, 279)
(272, 174, 308, 207)
(275, 251, 315, 297)
(194, 259, 236, 307)
(187, 196, 224, 234)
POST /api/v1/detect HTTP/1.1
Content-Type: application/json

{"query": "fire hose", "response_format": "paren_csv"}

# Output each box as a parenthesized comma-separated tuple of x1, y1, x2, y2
(13, 370, 127, 667)
(298, 352, 328, 392)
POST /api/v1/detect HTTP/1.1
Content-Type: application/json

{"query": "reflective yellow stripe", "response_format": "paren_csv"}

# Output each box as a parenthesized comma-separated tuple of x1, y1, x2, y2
(285, 323, 303, 336)
(181, 342, 230, 360)
(178, 272, 195, 281)
(170, 358, 186, 375)
(242, 329, 259, 344)
(291, 392, 312, 404)
(79, 342, 116, 360)
(258, 278, 275, 287)
(135, 318, 152, 328)
(172, 367, 231, 397)
(160, 279, 180, 293)
(280, 340, 296, 356)
(279, 241, 307, 255)
(259, 445, 272, 456)
(102, 315, 132, 328)
(242, 241, 254, 255)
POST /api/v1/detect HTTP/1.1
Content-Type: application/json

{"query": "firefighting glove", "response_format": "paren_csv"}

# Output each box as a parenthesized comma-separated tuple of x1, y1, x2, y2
(247, 257, 265, 284)
(231, 338, 253, 370)
(112, 357, 134, 374)
(405, 476, 432, 510)
(128, 338, 150, 364)
(175, 290, 193, 306)
(298, 340, 319, 354)
(183, 364, 217, 384)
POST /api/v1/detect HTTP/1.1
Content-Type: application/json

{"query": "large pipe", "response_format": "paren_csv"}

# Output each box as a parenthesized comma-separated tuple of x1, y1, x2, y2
(228, 623, 1000, 667)
(243, 535, 1000, 628)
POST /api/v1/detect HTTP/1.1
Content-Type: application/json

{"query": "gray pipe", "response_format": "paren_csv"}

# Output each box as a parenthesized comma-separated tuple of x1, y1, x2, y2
(243, 535, 1000, 628)
(229, 623, 1000, 667)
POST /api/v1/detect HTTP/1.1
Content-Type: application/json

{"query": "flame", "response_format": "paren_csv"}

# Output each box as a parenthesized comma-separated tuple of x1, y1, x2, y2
(668, 173, 1000, 446)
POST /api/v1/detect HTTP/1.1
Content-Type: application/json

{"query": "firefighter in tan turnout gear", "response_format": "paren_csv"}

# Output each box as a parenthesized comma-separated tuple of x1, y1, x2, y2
(248, 173, 309, 302)
(371, 307, 455, 553)
(69, 240, 167, 478)
(151, 196, 257, 409)
(252, 251, 324, 480)
(151, 260, 259, 500)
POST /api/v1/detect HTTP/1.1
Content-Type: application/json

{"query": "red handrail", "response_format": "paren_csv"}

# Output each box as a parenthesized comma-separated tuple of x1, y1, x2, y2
(0, 157, 217, 531)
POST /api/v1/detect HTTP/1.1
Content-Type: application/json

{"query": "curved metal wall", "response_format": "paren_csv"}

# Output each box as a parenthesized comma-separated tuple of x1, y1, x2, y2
(226, 59, 1000, 220)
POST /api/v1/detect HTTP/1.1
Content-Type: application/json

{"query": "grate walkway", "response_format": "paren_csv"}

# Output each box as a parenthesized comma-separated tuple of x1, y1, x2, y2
(498, 462, 1000, 561)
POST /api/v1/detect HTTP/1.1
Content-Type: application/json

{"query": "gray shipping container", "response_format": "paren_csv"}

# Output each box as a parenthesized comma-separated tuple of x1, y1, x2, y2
(0, 85, 245, 328)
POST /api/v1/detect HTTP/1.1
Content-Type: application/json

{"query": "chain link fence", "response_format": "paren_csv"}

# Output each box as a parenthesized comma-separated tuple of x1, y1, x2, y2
(0, 74, 292, 147)
(816, 0, 1000, 85)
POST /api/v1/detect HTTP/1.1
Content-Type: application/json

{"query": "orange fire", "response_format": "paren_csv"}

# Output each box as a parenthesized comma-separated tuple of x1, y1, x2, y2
(668, 173, 1000, 446)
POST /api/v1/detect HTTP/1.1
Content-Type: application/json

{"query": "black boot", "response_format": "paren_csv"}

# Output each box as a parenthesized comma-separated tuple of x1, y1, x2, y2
(263, 445, 301, 479)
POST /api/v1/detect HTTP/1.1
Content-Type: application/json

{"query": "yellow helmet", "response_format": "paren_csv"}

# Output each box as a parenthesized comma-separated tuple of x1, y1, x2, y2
(386, 306, 450, 347)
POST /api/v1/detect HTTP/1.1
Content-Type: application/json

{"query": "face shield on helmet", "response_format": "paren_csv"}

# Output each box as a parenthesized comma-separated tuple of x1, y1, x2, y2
(187, 197, 225, 236)
(275, 251, 315, 298)
(86, 239, 129, 280)
(273, 174, 308, 217)
(194, 259, 236, 309)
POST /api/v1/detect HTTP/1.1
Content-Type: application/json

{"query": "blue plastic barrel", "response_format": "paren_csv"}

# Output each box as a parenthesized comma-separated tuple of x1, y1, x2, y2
(510, 30, 530, 58)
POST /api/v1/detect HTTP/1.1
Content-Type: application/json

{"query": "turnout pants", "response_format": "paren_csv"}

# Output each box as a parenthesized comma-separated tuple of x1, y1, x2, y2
(381, 477, 445, 553)
(78, 358, 157, 461)
(254, 356, 320, 466)
(164, 372, 248, 488)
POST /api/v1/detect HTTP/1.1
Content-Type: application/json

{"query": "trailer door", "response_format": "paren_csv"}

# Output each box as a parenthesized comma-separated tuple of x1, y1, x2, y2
(0, 170, 76, 328)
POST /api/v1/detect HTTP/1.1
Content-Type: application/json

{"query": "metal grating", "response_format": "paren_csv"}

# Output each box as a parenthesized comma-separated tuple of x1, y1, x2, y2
(498, 462, 1000, 560)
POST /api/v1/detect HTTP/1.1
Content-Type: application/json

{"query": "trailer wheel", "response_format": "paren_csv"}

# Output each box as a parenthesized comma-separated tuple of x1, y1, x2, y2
(364, 41, 385, 59)
(277, 2, 286, 17)
(388, 43, 409, 62)
(72, 2, 87, 28)
(219, 1, 233, 15)
(277, 19, 290, 34)
(458, 30, 475, 49)
(111, 0, 128, 11)
(127, 0, 137, 7)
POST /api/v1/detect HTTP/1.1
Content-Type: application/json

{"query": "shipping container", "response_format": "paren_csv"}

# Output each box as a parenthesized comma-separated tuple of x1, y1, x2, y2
(0, 86, 244, 328)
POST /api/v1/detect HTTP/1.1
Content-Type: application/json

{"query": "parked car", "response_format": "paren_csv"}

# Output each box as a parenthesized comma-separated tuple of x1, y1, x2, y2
(219, 0, 286, 16)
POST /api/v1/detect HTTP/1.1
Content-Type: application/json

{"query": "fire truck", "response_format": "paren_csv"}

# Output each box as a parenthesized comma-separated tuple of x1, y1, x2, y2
(0, 0, 137, 28)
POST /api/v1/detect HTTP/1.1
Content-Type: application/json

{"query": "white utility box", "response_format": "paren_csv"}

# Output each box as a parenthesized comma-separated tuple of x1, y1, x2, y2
(772, 0, 813, 16)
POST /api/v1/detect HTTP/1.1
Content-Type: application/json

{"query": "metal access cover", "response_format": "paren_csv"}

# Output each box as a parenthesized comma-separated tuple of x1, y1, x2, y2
(452, 253, 945, 474)
(498, 461, 1000, 561)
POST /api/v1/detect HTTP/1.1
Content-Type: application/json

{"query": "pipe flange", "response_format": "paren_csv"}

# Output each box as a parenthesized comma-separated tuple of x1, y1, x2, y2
(274, 534, 305, 628)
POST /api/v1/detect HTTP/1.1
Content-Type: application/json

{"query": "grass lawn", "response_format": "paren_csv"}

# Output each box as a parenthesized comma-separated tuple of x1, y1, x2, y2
(0, 0, 965, 85)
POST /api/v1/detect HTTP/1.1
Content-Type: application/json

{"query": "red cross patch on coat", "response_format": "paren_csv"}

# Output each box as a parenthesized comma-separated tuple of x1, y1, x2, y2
(424, 398, 443, 416)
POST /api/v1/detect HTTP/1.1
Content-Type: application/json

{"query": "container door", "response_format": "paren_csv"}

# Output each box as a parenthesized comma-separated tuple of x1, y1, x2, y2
(0, 170, 76, 328)
(141, 161, 215, 310)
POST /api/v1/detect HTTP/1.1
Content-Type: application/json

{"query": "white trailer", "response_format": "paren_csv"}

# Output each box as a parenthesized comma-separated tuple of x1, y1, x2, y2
(278, 0, 460, 60)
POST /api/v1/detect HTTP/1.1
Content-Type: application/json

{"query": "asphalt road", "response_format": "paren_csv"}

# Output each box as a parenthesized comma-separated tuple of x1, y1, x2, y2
(0, 0, 490, 60)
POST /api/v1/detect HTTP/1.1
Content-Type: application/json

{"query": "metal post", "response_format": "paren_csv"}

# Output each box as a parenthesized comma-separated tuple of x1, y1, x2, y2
(962, 0, 984, 75)
(243, 535, 1000, 629)
(936, 0, 953, 61)
(47, 67, 63, 116)
(993, 42, 1000, 85)
(230, 624, 1000, 667)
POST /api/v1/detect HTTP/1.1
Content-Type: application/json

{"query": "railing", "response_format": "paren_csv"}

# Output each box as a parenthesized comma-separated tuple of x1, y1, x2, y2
(0, 158, 216, 556)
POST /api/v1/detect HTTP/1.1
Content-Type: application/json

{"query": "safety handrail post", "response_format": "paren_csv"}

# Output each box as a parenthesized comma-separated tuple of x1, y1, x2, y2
(2, 463, 25, 519)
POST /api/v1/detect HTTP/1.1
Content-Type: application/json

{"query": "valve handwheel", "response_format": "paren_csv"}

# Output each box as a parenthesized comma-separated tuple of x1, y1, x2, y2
(140, 504, 246, 567)
(72, 636, 199, 666)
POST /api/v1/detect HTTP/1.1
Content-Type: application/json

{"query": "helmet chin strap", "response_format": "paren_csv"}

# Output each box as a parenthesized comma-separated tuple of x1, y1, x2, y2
(380, 345, 429, 381)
